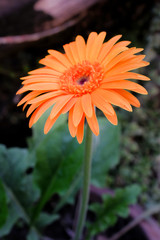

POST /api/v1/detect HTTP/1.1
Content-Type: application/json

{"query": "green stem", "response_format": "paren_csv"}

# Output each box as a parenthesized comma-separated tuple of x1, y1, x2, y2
(74, 124, 93, 240)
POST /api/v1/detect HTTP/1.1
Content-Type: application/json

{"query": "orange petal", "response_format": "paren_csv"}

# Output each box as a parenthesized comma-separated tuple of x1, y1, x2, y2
(113, 40, 131, 49)
(48, 50, 72, 68)
(17, 91, 42, 106)
(69, 42, 80, 64)
(89, 32, 106, 62)
(76, 115, 85, 144)
(21, 75, 60, 80)
(123, 54, 146, 63)
(23, 102, 28, 111)
(17, 83, 59, 94)
(103, 72, 150, 82)
(102, 41, 131, 66)
(114, 89, 140, 107)
(105, 61, 149, 76)
(81, 94, 93, 117)
(103, 47, 144, 72)
(44, 112, 62, 134)
(102, 47, 128, 68)
(95, 88, 132, 112)
(50, 95, 73, 119)
(21, 75, 60, 82)
(26, 102, 40, 117)
(22, 77, 59, 85)
(28, 90, 64, 104)
(98, 35, 122, 63)
(86, 32, 98, 60)
(73, 98, 84, 127)
(76, 35, 86, 62)
(68, 107, 77, 137)
(91, 91, 115, 115)
(61, 97, 77, 114)
(104, 109, 118, 125)
(101, 80, 148, 95)
(63, 44, 75, 65)
(86, 106, 99, 136)
(39, 58, 67, 72)
(28, 67, 61, 76)
(29, 96, 61, 127)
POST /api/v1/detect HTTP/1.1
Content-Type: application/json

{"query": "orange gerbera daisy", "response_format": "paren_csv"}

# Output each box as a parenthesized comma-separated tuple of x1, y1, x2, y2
(17, 32, 150, 143)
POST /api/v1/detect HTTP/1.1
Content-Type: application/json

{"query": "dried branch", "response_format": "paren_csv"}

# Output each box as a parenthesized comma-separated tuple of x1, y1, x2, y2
(0, 14, 85, 45)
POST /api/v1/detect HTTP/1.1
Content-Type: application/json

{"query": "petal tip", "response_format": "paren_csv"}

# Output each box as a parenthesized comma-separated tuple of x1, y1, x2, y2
(39, 59, 45, 65)
(95, 131, 99, 136)
(77, 137, 83, 144)
(48, 49, 53, 55)
(112, 121, 118, 126)
(44, 128, 48, 134)
(17, 102, 21, 107)
(128, 105, 133, 112)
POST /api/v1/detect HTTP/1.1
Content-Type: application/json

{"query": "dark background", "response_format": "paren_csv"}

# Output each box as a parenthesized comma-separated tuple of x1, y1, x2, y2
(0, 0, 158, 147)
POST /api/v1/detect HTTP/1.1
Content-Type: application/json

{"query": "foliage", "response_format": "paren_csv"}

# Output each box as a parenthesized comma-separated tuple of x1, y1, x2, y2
(86, 185, 141, 239)
(108, 98, 160, 205)
(0, 144, 39, 237)
(0, 114, 121, 239)
(31, 115, 84, 222)
(0, 179, 8, 228)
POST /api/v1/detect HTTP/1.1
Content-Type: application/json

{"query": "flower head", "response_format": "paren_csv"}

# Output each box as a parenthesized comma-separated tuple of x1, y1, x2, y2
(17, 32, 150, 143)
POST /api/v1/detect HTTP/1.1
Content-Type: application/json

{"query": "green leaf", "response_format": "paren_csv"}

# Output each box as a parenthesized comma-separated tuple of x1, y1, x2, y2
(32, 123, 84, 222)
(0, 144, 40, 237)
(87, 184, 141, 239)
(27, 228, 40, 240)
(0, 201, 19, 237)
(0, 179, 8, 227)
(0, 145, 39, 209)
(92, 117, 120, 186)
(35, 212, 59, 229)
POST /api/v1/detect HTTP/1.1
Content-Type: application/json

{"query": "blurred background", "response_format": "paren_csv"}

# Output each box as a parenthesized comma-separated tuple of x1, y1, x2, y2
(0, 0, 160, 239)
(0, 0, 158, 146)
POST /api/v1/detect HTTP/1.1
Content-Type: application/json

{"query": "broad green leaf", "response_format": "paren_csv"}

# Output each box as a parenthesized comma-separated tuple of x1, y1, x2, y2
(35, 212, 59, 229)
(32, 123, 84, 222)
(27, 228, 41, 240)
(0, 201, 19, 237)
(0, 145, 39, 210)
(34, 124, 83, 194)
(0, 179, 8, 227)
(86, 184, 141, 239)
(92, 117, 120, 186)
(0, 144, 40, 237)
(53, 172, 82, 213)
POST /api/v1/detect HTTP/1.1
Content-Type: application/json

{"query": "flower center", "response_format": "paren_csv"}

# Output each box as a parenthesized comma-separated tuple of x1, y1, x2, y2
(59, 61, 104, 96)
(77, 76, 89, 85)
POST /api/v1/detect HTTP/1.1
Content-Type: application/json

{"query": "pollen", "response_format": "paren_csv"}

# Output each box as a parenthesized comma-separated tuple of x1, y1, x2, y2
(59, 60, 104, 96)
